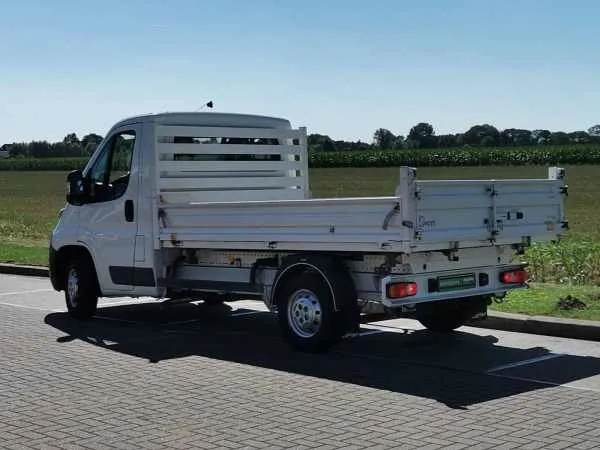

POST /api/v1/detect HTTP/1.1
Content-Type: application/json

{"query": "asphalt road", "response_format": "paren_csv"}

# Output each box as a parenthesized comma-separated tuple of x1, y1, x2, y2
(1, 273, 600, 449)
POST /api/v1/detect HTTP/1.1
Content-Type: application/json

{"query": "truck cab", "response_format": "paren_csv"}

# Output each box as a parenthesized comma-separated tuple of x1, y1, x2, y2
(50, 112, 295, 302)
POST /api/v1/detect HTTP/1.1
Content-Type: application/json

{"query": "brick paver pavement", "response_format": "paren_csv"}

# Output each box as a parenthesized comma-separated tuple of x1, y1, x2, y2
(1, 301, 599, 450)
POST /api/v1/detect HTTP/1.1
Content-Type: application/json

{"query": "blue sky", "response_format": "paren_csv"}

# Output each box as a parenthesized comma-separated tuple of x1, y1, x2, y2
(2, 0, 599, 144)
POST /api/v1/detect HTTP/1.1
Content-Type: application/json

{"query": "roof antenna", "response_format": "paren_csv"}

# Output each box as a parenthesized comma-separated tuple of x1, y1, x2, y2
(196, 101, 214, 112)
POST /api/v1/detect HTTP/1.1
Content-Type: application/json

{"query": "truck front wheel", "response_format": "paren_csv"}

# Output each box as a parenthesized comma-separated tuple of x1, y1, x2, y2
(64, 258, 99, 320)
(415, 297, 485, 332)
(276, 271, 343, 353)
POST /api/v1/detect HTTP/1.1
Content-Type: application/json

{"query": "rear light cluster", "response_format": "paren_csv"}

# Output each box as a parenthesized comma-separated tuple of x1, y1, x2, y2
(386, 282, 417, 299)
(500, 269, 528, 284)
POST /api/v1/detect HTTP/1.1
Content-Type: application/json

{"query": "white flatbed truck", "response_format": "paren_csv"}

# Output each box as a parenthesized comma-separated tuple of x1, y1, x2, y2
(49, 112, 568, 352)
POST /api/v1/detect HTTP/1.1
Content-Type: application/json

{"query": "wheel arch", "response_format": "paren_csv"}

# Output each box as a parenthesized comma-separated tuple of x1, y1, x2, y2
(52, 245, 100, 295)
(269, 254, 356, 312)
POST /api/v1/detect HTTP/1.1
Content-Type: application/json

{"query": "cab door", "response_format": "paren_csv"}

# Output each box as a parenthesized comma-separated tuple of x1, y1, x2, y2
(79, 125, 141, 293)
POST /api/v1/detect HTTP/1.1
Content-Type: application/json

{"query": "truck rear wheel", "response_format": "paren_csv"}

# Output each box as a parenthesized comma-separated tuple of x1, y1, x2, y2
(415, 298, 484, 332)
(64, 258, 99, 320)
(276, 271, 343, 353)
(202, 294, 225, 306)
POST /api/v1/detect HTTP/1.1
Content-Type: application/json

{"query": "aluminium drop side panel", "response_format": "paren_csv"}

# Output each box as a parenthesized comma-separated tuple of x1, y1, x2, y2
(411, 179, 498, 245)
(409, 177, 565, 250)
(158, 196, 412, 253)
(490, 178, 565, 241)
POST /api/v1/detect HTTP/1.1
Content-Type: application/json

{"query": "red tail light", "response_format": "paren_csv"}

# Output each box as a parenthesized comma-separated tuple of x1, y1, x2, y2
(387, 282, 418, 299)
(500, 269, 528, 284)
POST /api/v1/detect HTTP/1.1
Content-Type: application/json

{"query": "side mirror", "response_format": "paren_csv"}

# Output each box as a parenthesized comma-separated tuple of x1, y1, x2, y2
(66, 169, 87, 205)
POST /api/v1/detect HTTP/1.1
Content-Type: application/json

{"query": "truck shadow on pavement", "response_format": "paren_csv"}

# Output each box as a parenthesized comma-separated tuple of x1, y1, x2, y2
(44, 301, 600, 410)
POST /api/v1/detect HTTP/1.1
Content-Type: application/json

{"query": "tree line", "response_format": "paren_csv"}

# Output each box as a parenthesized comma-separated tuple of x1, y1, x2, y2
(310, 123, 600, 152)
(1, 133, 104, 158)
(2, 123, 600, 158)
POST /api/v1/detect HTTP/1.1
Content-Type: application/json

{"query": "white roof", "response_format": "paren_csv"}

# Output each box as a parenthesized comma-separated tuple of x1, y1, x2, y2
(112, 112, 292, 130)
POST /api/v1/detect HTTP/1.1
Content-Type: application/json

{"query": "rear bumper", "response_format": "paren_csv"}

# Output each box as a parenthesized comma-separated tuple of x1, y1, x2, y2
(381, 264, 527, 307)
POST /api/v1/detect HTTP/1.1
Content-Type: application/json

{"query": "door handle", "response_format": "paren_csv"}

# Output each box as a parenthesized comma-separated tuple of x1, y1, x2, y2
(125, 200, 134, 222)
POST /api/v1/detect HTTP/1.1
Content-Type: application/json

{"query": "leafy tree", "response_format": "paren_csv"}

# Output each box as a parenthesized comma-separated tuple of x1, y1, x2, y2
(481, 136, 496, 147)
(338, 139, 372, 151)
(437, 134, 458, 148)
(404, 139, 420, 149)
(29, 141, 52, 158)
(568, 131, 590, 144)
(500, 128, 532, 146)
(5, 143, 29, 158)
(393, 135, 405, 150)
(63, 133, 80, 147)
(588, 124, 600, 136)
(463, 124, 500, 146)
(50, 142, 68, 157)
(373, 128, 396, 149)
(550, 132, 570, 145)
(408, 122, 436, 148)
(587, 125, 600, 143)
(59, 133, 83, 156)
(308, 133, 334, 152)
(81, 133, 103, 156)
(322, 139, 337, 152)
(531, 130, 551, 144)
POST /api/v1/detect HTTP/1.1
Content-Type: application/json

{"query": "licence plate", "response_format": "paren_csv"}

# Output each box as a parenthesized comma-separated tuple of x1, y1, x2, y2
(437, 273, 477, 292)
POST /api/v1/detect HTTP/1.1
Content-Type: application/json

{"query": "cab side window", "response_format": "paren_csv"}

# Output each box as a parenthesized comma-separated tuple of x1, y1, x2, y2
(86, 131, 136, 203)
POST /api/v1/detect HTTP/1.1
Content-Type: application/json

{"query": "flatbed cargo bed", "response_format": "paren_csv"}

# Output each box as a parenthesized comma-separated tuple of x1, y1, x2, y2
(156, 167, 566, 254)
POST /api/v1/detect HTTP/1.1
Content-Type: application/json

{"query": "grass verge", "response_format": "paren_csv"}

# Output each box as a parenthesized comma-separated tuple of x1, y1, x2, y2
(0, 242, 49, 266)
(492, 283, 600, 321)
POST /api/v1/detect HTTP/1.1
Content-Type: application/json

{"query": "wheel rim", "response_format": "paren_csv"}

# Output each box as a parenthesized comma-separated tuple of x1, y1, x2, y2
(67, 268, 79, 308)
(287, 289, 322, 338)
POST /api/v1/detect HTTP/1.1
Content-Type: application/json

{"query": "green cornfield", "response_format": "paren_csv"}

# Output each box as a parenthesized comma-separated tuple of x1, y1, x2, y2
(0, 157, 89, 171)
(309, 144, 600, 168)
(2, 144, 600, 170)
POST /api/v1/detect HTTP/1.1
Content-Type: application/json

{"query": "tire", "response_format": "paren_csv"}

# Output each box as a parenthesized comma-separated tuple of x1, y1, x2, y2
(64, 258, 99, 320)
(202, 294, 225, 307)
(415, 298, 483, 332)
(276, 271, 343, 353)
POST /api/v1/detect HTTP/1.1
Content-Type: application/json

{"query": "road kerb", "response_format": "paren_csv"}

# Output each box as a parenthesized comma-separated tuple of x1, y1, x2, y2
(474, 311, 600, 342)
(0, 263, 49, 278)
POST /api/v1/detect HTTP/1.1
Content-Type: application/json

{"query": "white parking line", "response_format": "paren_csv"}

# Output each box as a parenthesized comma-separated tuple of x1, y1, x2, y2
(0, 301, 61, 312)
(0, 289, 54, 297)
(486, 353, 565, 373)
(335, 347, 600, 394)
(487, 372, 600, 393)
(98, 299, 154, 307)
(360, 323, 414, 335)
